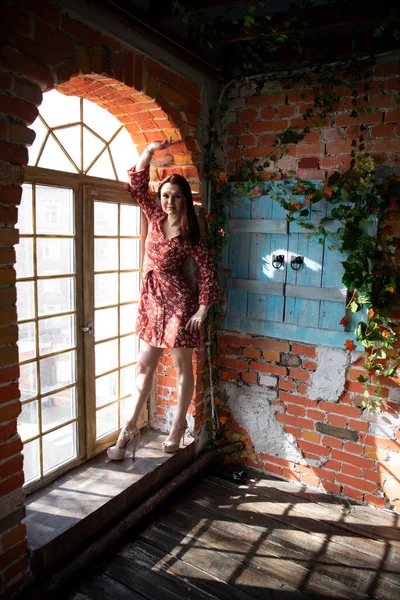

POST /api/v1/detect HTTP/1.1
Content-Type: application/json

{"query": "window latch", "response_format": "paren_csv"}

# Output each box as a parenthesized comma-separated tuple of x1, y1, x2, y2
(81, 322, 93, 335)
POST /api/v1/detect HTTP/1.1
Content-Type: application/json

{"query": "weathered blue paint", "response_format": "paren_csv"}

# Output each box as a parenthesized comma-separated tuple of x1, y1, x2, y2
(223, 182, 364, 349)
(223, 315, 356, 348)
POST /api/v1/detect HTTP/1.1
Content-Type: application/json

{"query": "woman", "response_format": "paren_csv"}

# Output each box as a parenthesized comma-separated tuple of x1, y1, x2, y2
(107, 139, 219, 460)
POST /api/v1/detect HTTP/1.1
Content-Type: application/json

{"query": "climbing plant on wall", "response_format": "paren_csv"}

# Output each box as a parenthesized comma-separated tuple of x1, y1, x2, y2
(168, 1, 400, 414)
(206, 155, 399, 414)
(267, 156, 399, 411)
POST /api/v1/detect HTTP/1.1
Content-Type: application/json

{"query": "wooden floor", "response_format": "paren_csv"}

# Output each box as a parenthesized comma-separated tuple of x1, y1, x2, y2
(66, 469, 400, 600)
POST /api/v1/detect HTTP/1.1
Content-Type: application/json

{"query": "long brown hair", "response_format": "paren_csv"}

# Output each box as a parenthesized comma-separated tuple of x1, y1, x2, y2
(157, 174, 200, 246)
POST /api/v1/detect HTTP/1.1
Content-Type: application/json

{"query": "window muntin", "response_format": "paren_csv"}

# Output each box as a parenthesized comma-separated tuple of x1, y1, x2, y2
(17, 183, 78, 486)
(28, 89, 138, 181)
(19, 91, 145, 491)
(93, 201, 141, 441)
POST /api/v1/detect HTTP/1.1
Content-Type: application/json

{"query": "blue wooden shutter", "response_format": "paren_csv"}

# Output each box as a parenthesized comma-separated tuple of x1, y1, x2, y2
(222, 182, 362, 349)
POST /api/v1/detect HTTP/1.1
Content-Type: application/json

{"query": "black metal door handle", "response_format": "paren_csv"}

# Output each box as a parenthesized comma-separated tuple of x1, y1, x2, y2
(291, 256, 304, 270)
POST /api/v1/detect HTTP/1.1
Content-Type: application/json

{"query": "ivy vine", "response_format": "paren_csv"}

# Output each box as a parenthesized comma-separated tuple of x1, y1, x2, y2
(166, 2, 400, 415)
(267, 156, 399, 411)
(206, 156, 399, 414)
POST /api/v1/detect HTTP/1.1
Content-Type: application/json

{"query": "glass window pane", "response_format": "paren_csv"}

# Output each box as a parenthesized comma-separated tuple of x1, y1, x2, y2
(22, 439, 40, 485)
(110, 128, 138, 183)
(120, 303, 137, 335)
(96, 371, 118, 407)
(87, 148, 115, 180)
(37, 238, 74, 276)
(17, 281, 35, 321)
(94, 202, 118, 236)
(120, 272, 140, 303)
(120, 396, 133, 424)
(18, 185, 33, 234)
(120, 239, 141, 270)
(95, 238, 118, 272)
(95, 273, 118, 308)
(28, 118, 48, 167)
(36, 186, 74, 235)
(38, 135, 78, 173)
(16, 237, 34, 279)
(83, 98, 120, 141)
(18, 321, 36, 362)
(41, 387, 76, 432)
(19, 362, 37, 401)
(40, 90, 80, 127)
(40, 350, 76, 394)
(120, 205, 141, 237)
(54, 126, 81, 170)
(120, 334, 139, 366)
(18, 400, 39, 441)
(120, 365, 135, 397)
(39, 314, 75, 356)
(42, 422, 77, 475)
(95, 339, 118, 376)
(83, 127, 106, 172)
(38, 276, 75, 316)
(95, 307, 118, 341)
(96, 404, 118, 439)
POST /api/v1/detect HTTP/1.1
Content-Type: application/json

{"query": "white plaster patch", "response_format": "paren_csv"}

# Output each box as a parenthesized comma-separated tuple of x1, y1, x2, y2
(368, 423, 396, 439)
(222, 382, 306, 465)
(259, 375, 277, 387)
(305, 458, 323, 468)
(362, 410, 400, 427)
(389, 386, 400, 402)
(227, 97, 246, 111)
(223, 111, 238, 125)
(239, 81, 259, 97)
(307, 345, 351, 401)
(387, 451, 400, 467)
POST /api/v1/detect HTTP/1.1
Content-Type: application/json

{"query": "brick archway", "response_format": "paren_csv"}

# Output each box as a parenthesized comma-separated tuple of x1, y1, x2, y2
(50, 72, 208, 434)
(0, 4, 210, 594)
(56, 73, 201, 194)
(35, 72, 206, 433)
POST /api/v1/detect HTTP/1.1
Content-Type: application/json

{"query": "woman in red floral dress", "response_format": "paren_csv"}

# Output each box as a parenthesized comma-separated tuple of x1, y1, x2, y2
(107, 139, 219, 460)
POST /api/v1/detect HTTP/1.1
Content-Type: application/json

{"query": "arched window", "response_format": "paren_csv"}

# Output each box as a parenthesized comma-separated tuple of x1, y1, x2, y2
(18, 90, 145, 491)
(29, 89, 138, 180)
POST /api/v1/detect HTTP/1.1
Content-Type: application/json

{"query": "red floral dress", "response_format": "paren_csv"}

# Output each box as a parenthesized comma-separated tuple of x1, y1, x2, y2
(128, 166, 219, 348)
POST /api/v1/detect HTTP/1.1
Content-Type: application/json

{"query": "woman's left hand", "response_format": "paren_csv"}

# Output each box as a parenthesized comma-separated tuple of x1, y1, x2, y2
(185, 306, 209, 333)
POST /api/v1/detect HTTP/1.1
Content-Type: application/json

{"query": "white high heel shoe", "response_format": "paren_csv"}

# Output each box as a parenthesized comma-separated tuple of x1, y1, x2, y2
(107, 426, 140, 461)
(162, 420, 188, 453)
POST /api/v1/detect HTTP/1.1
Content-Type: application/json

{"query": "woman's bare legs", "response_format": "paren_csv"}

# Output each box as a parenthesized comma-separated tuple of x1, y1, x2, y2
(114, 341, 163, 448)
(163, 347, 194, 445)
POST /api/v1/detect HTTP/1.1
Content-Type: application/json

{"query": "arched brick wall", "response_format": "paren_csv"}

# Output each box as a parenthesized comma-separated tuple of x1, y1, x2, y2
(0, 1, 208, 596)
(56, 73, 202, 192)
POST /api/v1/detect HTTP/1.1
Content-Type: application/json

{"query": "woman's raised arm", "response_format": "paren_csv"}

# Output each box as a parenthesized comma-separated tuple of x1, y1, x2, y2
(128, 139, 172, 221)
(135, 139, 171, 172)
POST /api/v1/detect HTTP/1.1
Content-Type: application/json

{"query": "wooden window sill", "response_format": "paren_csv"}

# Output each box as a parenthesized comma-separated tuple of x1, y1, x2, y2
(24, 428, 196, 578)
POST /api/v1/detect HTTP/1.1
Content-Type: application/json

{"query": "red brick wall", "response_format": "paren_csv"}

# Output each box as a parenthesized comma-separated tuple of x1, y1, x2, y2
(217, 59, 400, 513)
(226, 62, 400, 177)
(217, 333, 400, 511)
(156, 331, 209, 431)
(0, 1, 207, 596)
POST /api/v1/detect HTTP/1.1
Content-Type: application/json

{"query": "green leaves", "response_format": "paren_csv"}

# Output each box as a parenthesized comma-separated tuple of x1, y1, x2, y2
(328, 171, 341, 186)
(244, 15, 255, 29)
(373, 24, 386, 37)
(269, 154, 399, 411)
(350, 300, 362, 313)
